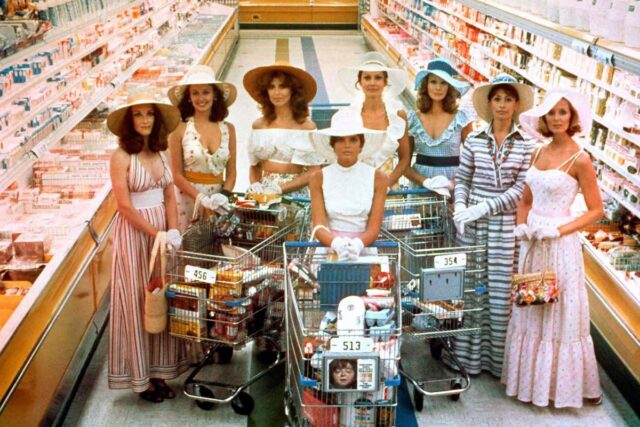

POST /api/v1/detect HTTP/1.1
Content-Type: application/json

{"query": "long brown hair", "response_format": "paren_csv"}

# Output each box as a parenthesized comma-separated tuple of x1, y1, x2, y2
(416, 75, 460, 114)
(255, 71, 309, 124)
(118, 105, 169, 154)
(177, 84, 229, 122)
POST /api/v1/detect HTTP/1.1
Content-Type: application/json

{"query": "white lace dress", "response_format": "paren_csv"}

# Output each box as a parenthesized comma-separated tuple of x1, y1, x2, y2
(501, 157, 601, 408)
(248, 128, 325, 197)
(176, 118, 230, 232)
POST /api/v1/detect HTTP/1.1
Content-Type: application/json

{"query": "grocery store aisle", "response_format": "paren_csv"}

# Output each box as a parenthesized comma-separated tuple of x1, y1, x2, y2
(61, 31, 640, 427)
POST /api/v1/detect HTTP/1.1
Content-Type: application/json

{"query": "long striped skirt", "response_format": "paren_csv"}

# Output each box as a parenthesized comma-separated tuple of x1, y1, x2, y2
(446, 209, 518, 377)
(108, 207, 188, 392)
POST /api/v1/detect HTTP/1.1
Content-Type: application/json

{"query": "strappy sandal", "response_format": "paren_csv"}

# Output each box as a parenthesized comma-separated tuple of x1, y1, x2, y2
(151, 379, 176, 399)
(139, 387, 164, 403)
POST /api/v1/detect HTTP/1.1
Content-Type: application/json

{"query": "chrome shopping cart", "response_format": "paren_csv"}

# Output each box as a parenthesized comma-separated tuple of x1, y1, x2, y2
(165, 200, 307, 414)
(380, 190, 487, 410)
(383, 189, 451, 237)
(283, 241, 402, 427)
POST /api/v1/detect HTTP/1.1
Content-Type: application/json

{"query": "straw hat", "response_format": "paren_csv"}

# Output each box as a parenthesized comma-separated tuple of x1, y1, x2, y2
(168, 65, 237, 106)
(310, 109, 386, 163)
(519, 88, 592, 139)
(243, 61, 317, 103)
(107, 90, 180, 137)
(472, 74, 534, 123)
(414, 58, 470, 97)
(338, 52, 409, 97)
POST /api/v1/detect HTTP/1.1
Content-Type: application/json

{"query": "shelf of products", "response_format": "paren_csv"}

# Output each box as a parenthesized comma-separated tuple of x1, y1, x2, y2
(364, 0, 640, 385)
(0, 2, 239, 423)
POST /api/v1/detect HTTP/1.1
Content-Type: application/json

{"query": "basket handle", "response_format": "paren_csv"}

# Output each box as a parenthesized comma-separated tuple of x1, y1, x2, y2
(148, 231, 166, 287)
(520, 238, 551, 281)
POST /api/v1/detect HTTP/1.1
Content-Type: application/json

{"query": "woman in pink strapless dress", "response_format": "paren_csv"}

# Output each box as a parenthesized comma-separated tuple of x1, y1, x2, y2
(502, 89, 604, 408)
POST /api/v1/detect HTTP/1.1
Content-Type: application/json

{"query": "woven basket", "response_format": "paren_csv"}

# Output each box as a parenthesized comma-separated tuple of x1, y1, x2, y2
(511, 240, 559, 306)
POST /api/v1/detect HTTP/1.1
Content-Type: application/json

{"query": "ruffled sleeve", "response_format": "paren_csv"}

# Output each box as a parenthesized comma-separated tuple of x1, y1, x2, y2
(247, 130, 275, 166)
(289, 131, 326, 166)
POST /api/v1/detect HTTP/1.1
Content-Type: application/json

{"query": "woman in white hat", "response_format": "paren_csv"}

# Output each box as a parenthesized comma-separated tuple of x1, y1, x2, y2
(404, 59, 475, 197)
(502, 88, 603, 408)
(107, 90, 188, 402)
(167, 65, 238, 232)
(448, 74, 536, 378)
(243, 62, 324, 197)
(309, 109, 388, 259)
(337, 52, 411, 189)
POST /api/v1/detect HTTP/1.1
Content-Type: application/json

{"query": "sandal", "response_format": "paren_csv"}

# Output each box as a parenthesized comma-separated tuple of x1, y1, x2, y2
(139, 387, 164, 403)
(586, 395, 603, 406)
(152, 379, 176, 399)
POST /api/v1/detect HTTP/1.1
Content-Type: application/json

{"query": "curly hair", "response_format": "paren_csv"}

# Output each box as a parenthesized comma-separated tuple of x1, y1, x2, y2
(355, 70, 388, 90)
(537, 99, 583, 137)
(416, 75, 460, 114)
(118, 105, 169, 154)
(255, 71, 309, 124)
(177, 84, 228, 122)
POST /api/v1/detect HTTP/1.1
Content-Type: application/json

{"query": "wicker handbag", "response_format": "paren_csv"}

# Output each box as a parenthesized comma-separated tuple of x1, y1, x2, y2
(145, 231, 168, 333)
(511, 239, 559, 307)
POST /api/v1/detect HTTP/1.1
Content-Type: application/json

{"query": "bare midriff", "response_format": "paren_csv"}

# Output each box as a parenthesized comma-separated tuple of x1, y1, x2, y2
(261, 160, 304, 175)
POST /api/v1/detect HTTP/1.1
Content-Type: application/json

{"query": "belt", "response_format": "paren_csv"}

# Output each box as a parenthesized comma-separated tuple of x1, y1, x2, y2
(184, 170, 223, 185)
(416, 154, 459, 167)
(130, 188, 164, 209)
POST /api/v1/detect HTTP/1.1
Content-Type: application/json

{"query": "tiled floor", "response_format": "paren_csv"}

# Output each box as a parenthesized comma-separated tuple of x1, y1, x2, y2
(62, 31, 640, 426)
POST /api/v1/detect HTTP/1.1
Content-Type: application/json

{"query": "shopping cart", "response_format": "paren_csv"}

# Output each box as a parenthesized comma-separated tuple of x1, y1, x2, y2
(379, 190, 487, 410)
(165, 200, 307, 414)
(382, 189, 451, 237)
(283, 241, 402, 427)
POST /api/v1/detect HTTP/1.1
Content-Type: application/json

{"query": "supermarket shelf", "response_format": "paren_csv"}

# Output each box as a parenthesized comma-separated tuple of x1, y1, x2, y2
(583, 144, 640, 189)
(600, 184, 640, 220)
(0, 1, 172, 108)
(593, 115, 640, 148)
(0, 0, 137, 70)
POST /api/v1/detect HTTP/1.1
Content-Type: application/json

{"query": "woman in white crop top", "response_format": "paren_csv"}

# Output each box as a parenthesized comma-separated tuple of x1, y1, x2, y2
(167, 65, 238, 232)
(309, 109, 388, 260)
(243, 63, 325, 197)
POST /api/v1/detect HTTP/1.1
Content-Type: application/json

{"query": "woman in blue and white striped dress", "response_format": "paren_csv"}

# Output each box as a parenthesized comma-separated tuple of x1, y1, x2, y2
(452, 75, 535, 377)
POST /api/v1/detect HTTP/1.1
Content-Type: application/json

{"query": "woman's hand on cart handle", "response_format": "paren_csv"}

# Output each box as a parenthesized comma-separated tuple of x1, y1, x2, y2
(422, 175, 453, 198)
(514, 224, 532, 240)
(344, 238, 364, 260)
(453, 202, 490, 225)
(532, 226, 560, 240)
(166, 229, 182, 250)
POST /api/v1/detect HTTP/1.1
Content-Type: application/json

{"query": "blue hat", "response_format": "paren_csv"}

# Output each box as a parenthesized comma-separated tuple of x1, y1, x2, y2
(414, 59, 470, 97)
(472, 74, 533, 123)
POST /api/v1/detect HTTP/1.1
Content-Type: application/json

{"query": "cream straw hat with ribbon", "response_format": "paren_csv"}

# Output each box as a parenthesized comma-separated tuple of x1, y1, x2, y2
(107, 89, 180, 137)
(243, 61, 317, 103)
(168, 64, 237, 107)
(472, 74, 534, 123)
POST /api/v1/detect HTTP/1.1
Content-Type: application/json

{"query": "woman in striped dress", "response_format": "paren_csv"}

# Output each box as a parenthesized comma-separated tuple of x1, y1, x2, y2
(452, 75, 535, 377)
(404, 59, 475, 197)
(107, 92, 188, 402)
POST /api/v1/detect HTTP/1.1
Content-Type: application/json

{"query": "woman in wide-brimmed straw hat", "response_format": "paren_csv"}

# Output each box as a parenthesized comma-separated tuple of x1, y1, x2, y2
(107, 89, 188, 403)
(167, 64, 238, 232)
(243, 61, 324, 198)
(502, 88, 603, 408)
(404, 58, 476, 198)
(447, 74, 535, 378)
(308, 109, 388, 260)
(337, 52, 411, 190)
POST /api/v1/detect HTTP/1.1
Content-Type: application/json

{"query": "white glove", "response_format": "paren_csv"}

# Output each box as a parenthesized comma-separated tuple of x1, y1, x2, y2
(246, 182, 263, 194)
(453, 202, 490, 226)
(533, 226, 560, 240)
(344, 238, 365, 260)
(201, 193, 230, 214)
(514, 224, 532, 240)
(330, 237, 350, 261)
(422, 175, 453, 198)
(166, 229, 182, 250)
(453, 203, 467, 235)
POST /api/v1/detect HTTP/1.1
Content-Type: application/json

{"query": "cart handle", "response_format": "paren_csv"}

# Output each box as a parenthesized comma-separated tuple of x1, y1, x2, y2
(384, 375, 402, 387)
(285, 241, 399, 248)
(299, 376, 318, 387)
(386, 188, 438, 196)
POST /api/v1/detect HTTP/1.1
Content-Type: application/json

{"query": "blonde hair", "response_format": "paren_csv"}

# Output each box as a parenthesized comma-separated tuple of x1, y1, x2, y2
(537, 99, 582, 137)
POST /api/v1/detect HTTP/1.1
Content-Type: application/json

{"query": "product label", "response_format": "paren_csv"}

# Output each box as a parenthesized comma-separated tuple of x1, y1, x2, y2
(590, 46, 614, 66)
(185, 265, 216, 284)
(330, 336, 374, 353)
(434, 253, 467, 269)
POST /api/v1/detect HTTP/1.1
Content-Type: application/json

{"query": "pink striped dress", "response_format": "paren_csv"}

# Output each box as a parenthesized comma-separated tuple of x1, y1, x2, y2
(108, 152, 188, 392)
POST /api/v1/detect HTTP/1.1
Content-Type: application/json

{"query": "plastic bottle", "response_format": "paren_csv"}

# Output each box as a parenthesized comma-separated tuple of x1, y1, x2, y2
(624, 1, 640, 47)
(559, 0, 577, 25)
(607, 0, 630, 41)
(575, 0, 591, 29)
(590, 0, 613, 36)
(546, 0, 560, 21)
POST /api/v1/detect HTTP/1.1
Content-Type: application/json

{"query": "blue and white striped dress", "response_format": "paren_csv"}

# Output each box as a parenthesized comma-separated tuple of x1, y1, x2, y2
(451, 123, 536, 377)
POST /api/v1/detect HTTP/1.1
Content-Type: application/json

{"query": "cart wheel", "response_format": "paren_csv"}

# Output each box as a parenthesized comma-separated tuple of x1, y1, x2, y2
(231, 391, 255, 415)
(413, 387, 424, 412)
(216, 345, 234, 364)
(449, 379, 462, 401)
(193, 385, 216, 410)
(430, 338, 444, 360)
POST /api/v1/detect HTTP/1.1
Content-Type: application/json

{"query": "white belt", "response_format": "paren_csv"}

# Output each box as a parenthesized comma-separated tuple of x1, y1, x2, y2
(130, 188, 164, 209)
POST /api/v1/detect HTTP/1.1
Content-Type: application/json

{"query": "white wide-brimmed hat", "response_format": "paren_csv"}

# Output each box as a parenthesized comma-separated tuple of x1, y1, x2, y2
(338, 52, 409, 98)
(519, 88, 592, 139)
(107, 90, 180, 137)
(168, 65, 237, 106)
(414, 58, 470, 97)
(472, 74, 534, 123)
(310, 109, 386, 163)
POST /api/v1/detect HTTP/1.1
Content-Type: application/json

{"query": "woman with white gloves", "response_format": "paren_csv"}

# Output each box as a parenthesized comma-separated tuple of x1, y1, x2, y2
(167, 65, 238, 232)
(452, 75, 535, 377)
(309, 110, 388, 260)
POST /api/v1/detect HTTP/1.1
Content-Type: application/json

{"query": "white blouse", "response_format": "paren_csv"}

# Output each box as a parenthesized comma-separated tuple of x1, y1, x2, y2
(248, 128, 326, 166)
(322, 161, 375, 233)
